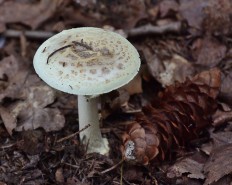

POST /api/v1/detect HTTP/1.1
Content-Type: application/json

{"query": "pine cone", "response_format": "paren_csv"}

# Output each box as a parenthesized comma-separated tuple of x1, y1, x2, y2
(121, 68, 221, 165)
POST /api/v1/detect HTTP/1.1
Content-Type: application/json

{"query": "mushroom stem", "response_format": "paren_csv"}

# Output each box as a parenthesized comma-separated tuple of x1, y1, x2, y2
(78, 95, 109, 155)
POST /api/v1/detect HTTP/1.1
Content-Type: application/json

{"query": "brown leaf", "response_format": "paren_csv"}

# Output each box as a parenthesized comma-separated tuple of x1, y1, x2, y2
(0, 55, 19, 81)
(192, 68, 221, 99)
(13, 102, 65, 132)
(209, 176, 232, 185)
(102, 0, 147, 29)
(202, 0, 232, 35)
(0, 106, 16, 135)
(212, 131, 232, 146)
(201, 126, 232, 156)
(62, 0, 147, 29)
(147, 54, 195, 86)
(167, 157, 205, 180)
(159, 0, 179, 18)
(179, 0, 231, 35)
(204, 144, 232, 185)
(193, 37, 226, 67)
(61, 7, 102, 27)
(179, 0, 208, 30)
(21, 83, 56, 108)
(2, 75, 65, 132)
(0, 55, 29, 102)
(0, 0, 61, 29)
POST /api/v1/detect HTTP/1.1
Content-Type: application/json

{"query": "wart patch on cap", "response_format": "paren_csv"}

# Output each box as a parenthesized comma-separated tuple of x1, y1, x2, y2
(33, 27, 141, 95)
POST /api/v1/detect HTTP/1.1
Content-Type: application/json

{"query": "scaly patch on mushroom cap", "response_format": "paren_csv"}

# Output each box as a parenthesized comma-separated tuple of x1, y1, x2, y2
(33, 27, 141, 95)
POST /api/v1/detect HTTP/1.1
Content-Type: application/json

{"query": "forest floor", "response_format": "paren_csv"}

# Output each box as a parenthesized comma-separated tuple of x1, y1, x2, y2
(1, 0, 232, 185)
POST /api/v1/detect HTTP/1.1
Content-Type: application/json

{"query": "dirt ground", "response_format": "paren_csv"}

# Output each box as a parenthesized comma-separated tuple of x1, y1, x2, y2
(1, 0, 232, 185)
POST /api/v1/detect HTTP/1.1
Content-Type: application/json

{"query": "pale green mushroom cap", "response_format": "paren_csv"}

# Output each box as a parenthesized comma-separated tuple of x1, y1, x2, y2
(33, 27, 140, 95)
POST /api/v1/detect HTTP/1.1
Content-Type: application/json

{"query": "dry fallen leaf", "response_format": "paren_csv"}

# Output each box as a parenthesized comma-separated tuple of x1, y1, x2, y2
(204, 144, 232, 185)
(193, 37, 226, 67)
(62, 0, 147, 29)
(1, 0, 232, 184)
(201, 129, 232, 156)
(180, 0, 232, 35)
(21, 83, 56, 108)
(0, 74, 65, 133)
(202, 0, 232, 35)
(0, 0, 62, 29)
(0, 55, 29, 102)
(212, 129, 232, 145)
(0, 55, 19, 82)
(167, 157, 205, 180)
(102, 0, 147, 29)
(147, 54, 195, 86)
(159, 0, 179, 18)
(15, 107, 65, 132)
(179, 0, 208, 31)
(0, 106, 16, 135)
(11, 77, 65, 132)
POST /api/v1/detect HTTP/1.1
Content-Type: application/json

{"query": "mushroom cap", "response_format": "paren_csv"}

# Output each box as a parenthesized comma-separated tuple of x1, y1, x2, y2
(33, 27, 140, 95)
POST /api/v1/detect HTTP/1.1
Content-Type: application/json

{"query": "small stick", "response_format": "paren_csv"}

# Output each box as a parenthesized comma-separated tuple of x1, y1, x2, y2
(2, 22, 183, 41)
(101, 159, 124, 174)
(127, 21, 182, 37)
(120, 161, 123, 185)
(47, 44, 72, 64)
(0, 143, 16, 149)
(3, 29, 54, 39)
(56, 124, 90, 143)
(63, 162, 79, 168)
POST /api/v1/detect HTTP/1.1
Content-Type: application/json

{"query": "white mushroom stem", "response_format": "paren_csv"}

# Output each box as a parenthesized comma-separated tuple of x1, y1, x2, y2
(78, 95, 109, 155)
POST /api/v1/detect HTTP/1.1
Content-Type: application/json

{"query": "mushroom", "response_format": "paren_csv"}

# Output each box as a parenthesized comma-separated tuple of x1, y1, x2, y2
(33, 27, 141, 155)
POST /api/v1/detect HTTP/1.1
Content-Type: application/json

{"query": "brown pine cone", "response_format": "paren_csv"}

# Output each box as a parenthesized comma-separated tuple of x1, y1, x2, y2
(121, 68, 221, 165)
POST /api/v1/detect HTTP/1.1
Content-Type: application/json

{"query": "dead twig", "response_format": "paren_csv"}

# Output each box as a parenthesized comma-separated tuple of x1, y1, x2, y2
(2, 30, 54, 39)
(56, 124, 90, 143)
(63, 162, 79, 169)
(0, 143, 16, 149)
(101, 159, 124, 174)
(2, 22, 182, 41)
(127, 22, 182, 37)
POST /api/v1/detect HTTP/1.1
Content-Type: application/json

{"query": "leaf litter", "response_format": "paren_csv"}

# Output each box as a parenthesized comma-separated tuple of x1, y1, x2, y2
(1, 0, 232, 184)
